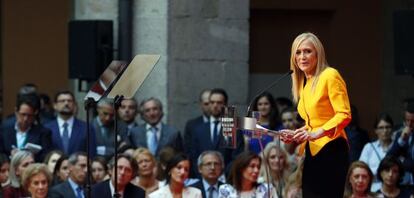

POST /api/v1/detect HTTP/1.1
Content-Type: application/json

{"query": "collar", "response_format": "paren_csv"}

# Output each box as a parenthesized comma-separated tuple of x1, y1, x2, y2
(203, 115, 210, 123)
(57, 116, 75, 127)
(146, 122, 162, 131)
(68, 178, 82, 195)
(202, 178, 218, 192)
(109, 179, 124, 196)
(209, 116, 220, 123)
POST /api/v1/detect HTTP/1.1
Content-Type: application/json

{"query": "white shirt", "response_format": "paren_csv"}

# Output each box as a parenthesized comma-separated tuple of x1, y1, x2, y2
(57, 116, 75, 138)
(209, 116, 222, 142)
(202, 179, 219, 198)
(14, 123, 29, 149)
(359, 140, 391, 192)
(146, 123, 162, 142)
(109, 180, 124, 198)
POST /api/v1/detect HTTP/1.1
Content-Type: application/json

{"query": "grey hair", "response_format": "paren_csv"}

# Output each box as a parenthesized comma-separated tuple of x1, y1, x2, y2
(197, 150, 224, 168)
(140, 97, 163, 112)
(68, 152, 87, 166)
(97, 98, 114, 108)
(9, 150, 34, 188)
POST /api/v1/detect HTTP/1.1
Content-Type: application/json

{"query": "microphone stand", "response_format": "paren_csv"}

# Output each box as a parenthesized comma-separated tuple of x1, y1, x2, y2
(84, 97, 96, 198)
(112, 95, 124, 198)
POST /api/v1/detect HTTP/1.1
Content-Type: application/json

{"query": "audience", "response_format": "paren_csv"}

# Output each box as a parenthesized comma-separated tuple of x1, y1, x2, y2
(284, 158, 304, 198)
(343, 161, 376, 198)
(43, 150, 64, 173)
(219, 151, 275, 198)
(91, 156, 110, 184)
(131, 148, 161, 196)
(360, 113, 395, 192)
(376, 155, 414, 198)
(21, 163, 52, 198)
(149, 153, 201, 198)
(0, 153, 10, 192)
(3, 150, 34, 198)
(190, 151, 225, 198)
(51, 156, 69, 186)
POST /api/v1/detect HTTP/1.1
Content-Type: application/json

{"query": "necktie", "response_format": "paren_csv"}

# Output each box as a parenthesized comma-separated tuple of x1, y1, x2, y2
(208, 186, 215, 198)
(213, 120, 219, 143)
(149, 127, 158, 154)
(62, 122, 69, 153)
(76, 186, 83, 198)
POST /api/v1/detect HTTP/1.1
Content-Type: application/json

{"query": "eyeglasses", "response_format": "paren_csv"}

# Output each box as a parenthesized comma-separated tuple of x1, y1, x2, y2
(202, 162, 221, 169)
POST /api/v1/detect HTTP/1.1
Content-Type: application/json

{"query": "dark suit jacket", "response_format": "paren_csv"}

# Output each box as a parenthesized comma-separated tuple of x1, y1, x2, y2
(44, 118, 97, 157)
(190, 121, 244, 178)
(128, 123, 183, 156)
(0, 123, 52, 161)
(92, 117, 128, 157)
(388, 130, 414, 177)
(91, 180, 145, 198)
(184, 116, 206, 154)
(48, 180, 77, 198)
(190, 179, 223, 198)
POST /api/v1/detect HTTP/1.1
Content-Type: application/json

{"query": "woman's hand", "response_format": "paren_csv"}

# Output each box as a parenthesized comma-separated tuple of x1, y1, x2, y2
(292, 127, 326, 143)
(280, 129, 296, 143)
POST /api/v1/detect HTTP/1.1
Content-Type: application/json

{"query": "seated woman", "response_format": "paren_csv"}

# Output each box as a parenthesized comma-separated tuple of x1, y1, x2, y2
(21, 163, 52, 198)
(51, 155, 69, 186)
(219, 151, 275, 198)
(284, 158, 304, 198)
(359, 113, 394, 192)
(91, 156, 110, 184)
(43, 150, 63, 173)
(343, 161, 376, 198)
(260, 142, 291, 198)
(149, 153, 201, 198)
(132, 148, 161, 196)
(376, 155, 414, 198)
(2, 150, 35, 198)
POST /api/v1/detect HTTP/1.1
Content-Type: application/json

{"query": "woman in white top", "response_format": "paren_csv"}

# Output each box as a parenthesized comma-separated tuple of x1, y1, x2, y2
(149, 153, 201, 198)
(359, 113, 394, 192)
(219, 151, 275, 198)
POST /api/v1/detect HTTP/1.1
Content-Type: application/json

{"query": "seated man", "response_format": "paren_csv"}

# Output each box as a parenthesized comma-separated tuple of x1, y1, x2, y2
(91, 154, 145, 197)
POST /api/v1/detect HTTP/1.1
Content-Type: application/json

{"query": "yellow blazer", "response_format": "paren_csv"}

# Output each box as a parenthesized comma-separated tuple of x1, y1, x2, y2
(297, 67, 352, 156)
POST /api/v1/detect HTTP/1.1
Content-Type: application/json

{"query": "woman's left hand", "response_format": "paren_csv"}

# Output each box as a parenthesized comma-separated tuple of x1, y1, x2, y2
(292, 128, 325, 143)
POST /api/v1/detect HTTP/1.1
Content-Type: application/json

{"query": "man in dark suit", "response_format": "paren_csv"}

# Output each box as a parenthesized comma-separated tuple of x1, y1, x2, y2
(0, 95, 52, 161)
(190, 88, 244, 177)
(49, 152, 88, 198)
(388, 102, 414, 185)
(184, 89, 211, 154)
(91, 154, 145, 198)
(128, 97, 183, 157)
(190, 151, 224, 198)
(92, 99, 128, 158)
(117, 98, 140, 135)
(44, 91, 97, 157)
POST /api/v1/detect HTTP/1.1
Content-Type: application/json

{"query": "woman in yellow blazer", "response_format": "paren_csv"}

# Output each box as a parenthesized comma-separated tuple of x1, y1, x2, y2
(282, 32, 352, 197)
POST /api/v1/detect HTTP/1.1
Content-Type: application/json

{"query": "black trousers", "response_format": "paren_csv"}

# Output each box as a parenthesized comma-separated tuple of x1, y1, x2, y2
(302, 138, 349, 198)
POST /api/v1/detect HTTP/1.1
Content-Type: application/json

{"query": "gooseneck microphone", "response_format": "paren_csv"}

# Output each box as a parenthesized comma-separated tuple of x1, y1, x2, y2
(246, 70, 293, 116)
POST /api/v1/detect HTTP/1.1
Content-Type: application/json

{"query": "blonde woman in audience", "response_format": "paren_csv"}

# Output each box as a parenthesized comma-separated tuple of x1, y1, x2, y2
(21, 163, 52, 198)
(260, 142, 291, 198)
(284, 158, 304, 198)
(149, 153, 201, 198)
(219, 151, 275, 198)
(132, 148, 162, 196)
(343, 161, 376, 198)
(2, 150, 34, 198)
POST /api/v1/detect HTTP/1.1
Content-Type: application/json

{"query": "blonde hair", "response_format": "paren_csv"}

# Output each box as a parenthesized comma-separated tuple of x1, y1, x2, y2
(21, 163, 52, 192)
(290, 32, 329, 103)
(260, 142, 290, 185)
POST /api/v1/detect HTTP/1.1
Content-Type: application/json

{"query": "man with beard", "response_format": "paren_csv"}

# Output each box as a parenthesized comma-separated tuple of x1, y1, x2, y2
(45, 90, 97, 156)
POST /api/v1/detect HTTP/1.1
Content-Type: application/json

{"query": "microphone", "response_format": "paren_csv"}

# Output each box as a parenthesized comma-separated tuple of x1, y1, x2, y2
(246, 70, 293, 116)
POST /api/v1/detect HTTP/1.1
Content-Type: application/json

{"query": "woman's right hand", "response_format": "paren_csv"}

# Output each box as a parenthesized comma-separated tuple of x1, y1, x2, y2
(280, 129, 296, 143)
